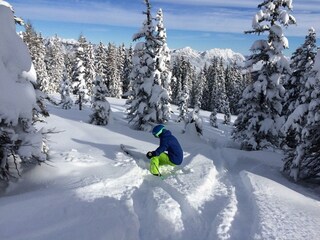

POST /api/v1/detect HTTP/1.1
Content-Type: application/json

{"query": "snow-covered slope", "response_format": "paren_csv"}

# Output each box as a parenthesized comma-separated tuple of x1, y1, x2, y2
(0, 97, 319, 240)
(171, 47, 245, 71)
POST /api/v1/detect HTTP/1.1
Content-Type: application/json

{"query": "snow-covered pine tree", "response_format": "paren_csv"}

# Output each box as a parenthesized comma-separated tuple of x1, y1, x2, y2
(22, 23, 50, 93)
(64, 53, 75, 86)
(281, 28, 317, 149)
(215, 58, 227, 112)
(106, 43, 122, 98)
(171, 56, 193, 114)
(72, 43, 89, 110)
(282, 49, 320, 181)
(60, 71, 73, 109)
(82, 38, 96, 96)
(155, 8, 172, 121)
(171, 56, 182, 105)
(177, 87, 190, 123)
(232, 0, 296, 150)
(21, 22, 49, 119)
(126, 0, 171, 130)
(184, 74, 203, 135)
(210, 109, 218, 128)
(184, 105, 203, 136)
(225, 62, 245, 115)
(117, 43, 126, 97)
(203, 58, 218, 112)
(191, 69, 205, 108)
(200, 63, 212, 111)
(122, 46, 133, 97)
(0, 2, 49, 180)
(90, 76, 111, 125)
(45, 35, 64, 93)
(95, 42, 108, 91)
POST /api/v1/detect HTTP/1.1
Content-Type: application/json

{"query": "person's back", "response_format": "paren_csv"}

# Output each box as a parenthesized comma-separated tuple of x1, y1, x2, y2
(155, 129, 183, 165)
(147, 125, 183, 176)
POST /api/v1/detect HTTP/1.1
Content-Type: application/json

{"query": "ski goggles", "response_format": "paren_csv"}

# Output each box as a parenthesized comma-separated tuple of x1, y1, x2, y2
(153, 127, 164, 137)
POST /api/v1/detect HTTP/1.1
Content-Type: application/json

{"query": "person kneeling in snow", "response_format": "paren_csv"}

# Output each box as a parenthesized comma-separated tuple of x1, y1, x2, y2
(146, 125, 183, 176)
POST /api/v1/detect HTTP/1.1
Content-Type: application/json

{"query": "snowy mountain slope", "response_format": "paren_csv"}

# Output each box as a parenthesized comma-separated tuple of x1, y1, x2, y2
(0, 97, 319, 240)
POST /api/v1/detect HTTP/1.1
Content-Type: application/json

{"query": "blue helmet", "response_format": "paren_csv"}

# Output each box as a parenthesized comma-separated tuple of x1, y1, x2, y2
(152, 125, 165, 137)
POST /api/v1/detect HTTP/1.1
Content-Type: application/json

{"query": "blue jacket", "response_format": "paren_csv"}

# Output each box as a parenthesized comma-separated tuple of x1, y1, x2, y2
(153, 130, 183, 165)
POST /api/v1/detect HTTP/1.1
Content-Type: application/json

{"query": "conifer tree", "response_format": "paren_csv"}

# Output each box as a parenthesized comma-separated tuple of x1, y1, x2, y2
(72, 43, 89, 110)
(233, 0, 296, 150)
(155, 8, 172, 121)
(126, 0, 171, 130)
(200, 64, 212, 111)
(282, 49, 320, 181)
(90, 76, 111, 125)
(107, 43, 122, 98)
(82, 38, 96, 96)
(225, 63, 245, 115)
(95, 42, 108, 91)
(46, 36, 64, 93)
(203, 58, 218, 111)
(22, 23, 50, 93)
(184, 74, 203, 135)
(172, 56, 193, 108)
(122, 46, 133, 97)
(177, 87, 189, 123)
(117, 44, 126, 97)
(210, 109, 218, 128)
(60, 72, 73, 109)
(281, 28, 317, 148)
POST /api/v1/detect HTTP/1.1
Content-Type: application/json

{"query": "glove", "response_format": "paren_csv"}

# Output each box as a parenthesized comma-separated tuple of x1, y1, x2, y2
(146, 151, 155, 159)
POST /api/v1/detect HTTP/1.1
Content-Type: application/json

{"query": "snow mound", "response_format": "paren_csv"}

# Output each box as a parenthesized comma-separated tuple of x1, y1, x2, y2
(241, 171, 320, 240)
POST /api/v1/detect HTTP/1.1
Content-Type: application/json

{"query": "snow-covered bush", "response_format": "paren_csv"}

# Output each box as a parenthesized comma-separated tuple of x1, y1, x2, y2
(184, 106, 203, 136)
(90, 76, 111, 125)
(0, 1, 48, 181)
(60, 72, 73, 109)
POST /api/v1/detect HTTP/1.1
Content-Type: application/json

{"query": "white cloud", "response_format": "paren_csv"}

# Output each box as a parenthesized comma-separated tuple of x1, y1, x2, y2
(12, 0, 320, 37)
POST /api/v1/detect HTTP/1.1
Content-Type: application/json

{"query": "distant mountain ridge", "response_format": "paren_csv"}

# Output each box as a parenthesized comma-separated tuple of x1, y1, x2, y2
(55, 37, 245, 70)
(171, 47, 245, 71)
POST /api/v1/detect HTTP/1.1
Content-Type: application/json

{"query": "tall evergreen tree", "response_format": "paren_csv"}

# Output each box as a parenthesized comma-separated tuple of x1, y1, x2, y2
(122, 46, 133, 97)
(200, 63, 212, 111)
(155, 8, 172, 121)
(22, 23, 50, 93)
(107, 43, 122, 98)
(214, 58, 230, 114)
(225, 62, 245, 115)
(171, 56, 193, 106)
(281, 28, 317, 148)
(126, 0, 171, 130)
(117, 43, 126, 97)
(72, 43, 89, 110)
(95, 42, 109, 92)
(46, 36, 64, 93)
(282, 49, 320, 181)
(203, 58, 218, 111)
(233, 0, 296, 150)
(82, 38, 96, 96)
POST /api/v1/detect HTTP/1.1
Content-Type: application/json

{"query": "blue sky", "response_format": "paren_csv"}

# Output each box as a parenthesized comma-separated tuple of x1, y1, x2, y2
(9, 0, 320, 55)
